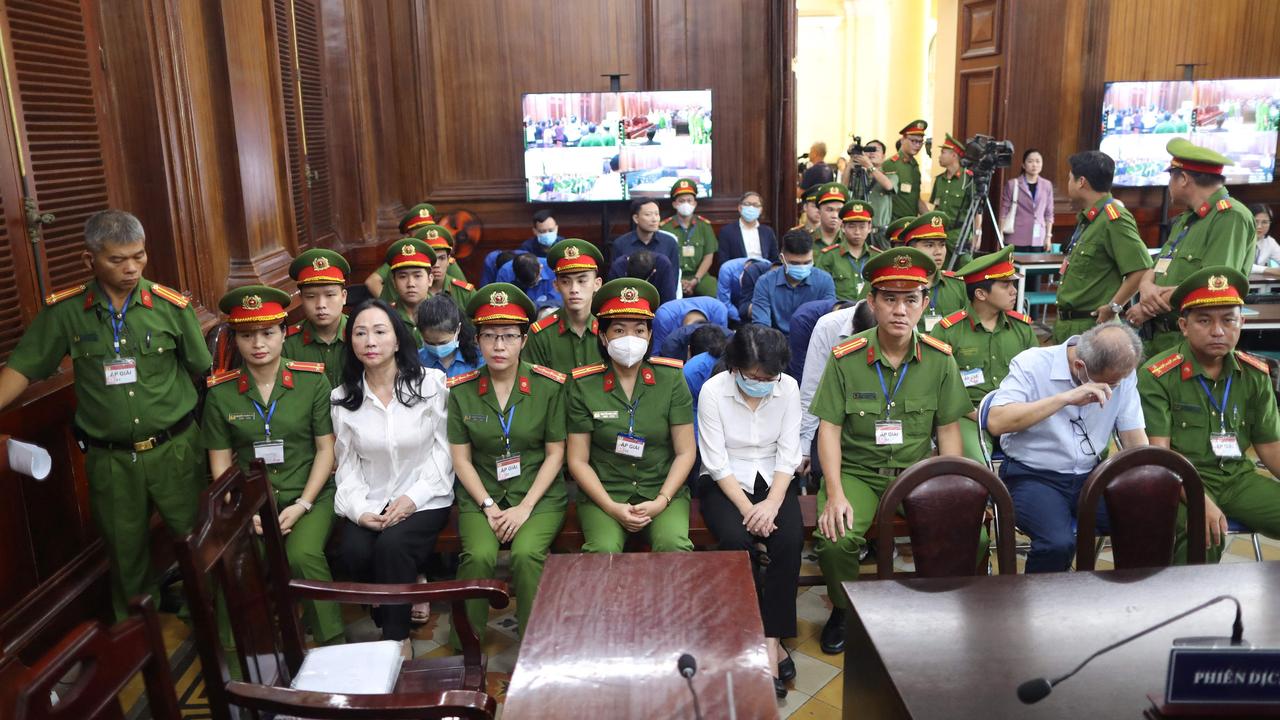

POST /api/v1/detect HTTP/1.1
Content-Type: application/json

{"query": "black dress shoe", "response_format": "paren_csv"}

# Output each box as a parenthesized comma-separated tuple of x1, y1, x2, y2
(774, 676, 788, 699)
(820, 608, 847, 654)
(778, 646, 796, 683)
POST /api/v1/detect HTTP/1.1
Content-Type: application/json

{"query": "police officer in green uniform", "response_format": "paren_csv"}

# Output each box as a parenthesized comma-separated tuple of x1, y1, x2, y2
(883, 216, 912, 246)
(415, 223, 477, 312)
(897, 211, 968, 330)
(447, 283, 568, 641)
(566, 279, 696, 553)
(930, 134, 975, 256)
(794, 184, 822, 234)
(203, 285, 342, 644)
(368, 203, 469, 301)
(931, 246, 1037, 462)
(526, 239, 605, 373)
(809, 247, 975, 654)
(284, 248, 350, 389)
(384, 237, 433, 348)
(881, 119, 929, 221)
(1054, 150, 1152, 343)
(811, 182, 850, 250)
(1138, 267, 1280, 564)
(816, 199, 878, 301)
(0, 210, 212, 618)
(661, 178, 719, 298)
(1126, 138, 1256, 355)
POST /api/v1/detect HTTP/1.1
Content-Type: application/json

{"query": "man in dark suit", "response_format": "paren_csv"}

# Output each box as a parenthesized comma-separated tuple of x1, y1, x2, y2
(718, 191, 780, 263)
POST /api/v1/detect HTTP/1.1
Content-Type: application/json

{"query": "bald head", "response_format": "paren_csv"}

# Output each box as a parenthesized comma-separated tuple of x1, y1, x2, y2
(1076, 323, 1143, 377)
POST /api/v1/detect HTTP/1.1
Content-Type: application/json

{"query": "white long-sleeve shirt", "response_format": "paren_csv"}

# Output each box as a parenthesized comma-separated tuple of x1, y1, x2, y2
(799, 306, 860, 450)
(331, 370, 454, 523)
(696, 370, 802, 492)
(1253, 235, 1280, 273)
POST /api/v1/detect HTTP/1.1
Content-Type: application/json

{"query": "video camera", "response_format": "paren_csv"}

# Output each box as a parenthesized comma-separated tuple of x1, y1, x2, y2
(959, 133, 1014, 175)
(847, 134, 866, 157)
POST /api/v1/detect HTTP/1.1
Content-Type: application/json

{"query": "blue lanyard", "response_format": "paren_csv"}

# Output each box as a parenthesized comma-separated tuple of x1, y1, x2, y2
(624, 397, 640, 435)
(929, 284, 939, 313)
(106, 296, 130, 355)
(1197, 375, 1232, 434)
(1162, 218, 1196, 260)
(497, 404, 516, 455)
(848, 251, 867, 276)
(874, 361, 910, 418)
(252, 399, 278, 439)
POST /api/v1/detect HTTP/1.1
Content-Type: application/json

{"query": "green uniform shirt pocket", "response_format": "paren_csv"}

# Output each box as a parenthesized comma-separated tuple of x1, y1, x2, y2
(844, 397, 882, 436)
(902, 395, 939, 433)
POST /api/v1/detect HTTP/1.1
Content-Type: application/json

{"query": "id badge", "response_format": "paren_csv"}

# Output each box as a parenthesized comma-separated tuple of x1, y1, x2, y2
(682, 244, 696, 257)
(1032, 224, 1044, 241)
(104, 357, 138, 386)
(899, 183, 912, 193)
(496, 453, 522, 481)
(875, 421, 904, 445)
(960, 367, 986, 387)
(253, 440, 285, 465)
(855, 281, 865, 296)
(923, 314, 942, 332)
(1210, 433, 1242, 458)
(1154, 257, 1171, 275)
(615, 433, 646, 458)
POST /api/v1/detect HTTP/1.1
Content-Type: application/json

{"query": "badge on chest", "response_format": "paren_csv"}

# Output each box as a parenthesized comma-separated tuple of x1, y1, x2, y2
(254, 440, 285, 465)
(960, 367, 986, 387)
(104, 357, 137, 386)
(875, 420, 904, 445)
(496, 453, 522, 481)
(615, 432, 646, 458)
(1210, 433, 1241, 458)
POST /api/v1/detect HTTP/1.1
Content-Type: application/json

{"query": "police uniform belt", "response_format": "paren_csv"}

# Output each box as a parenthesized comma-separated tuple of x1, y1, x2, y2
(76, 412, 196, 453)
(1057, 308, 1096, 321)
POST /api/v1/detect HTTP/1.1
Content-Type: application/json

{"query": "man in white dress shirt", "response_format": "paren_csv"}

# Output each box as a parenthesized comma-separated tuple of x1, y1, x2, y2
(798, 300, 875, 477)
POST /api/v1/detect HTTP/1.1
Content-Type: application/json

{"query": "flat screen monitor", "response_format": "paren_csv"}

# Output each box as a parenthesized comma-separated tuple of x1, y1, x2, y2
(522, 89, 712, 202)
(1100, 78, 1280, 186)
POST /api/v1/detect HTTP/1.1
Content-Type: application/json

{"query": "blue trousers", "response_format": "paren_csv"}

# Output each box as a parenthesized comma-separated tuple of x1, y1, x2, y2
(1001, 458, 1111, 573)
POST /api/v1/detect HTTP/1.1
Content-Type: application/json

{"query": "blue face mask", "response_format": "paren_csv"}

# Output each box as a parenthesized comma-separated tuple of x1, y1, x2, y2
(537, 231, 558, 247)
(734, 371, 776, 398)
(425, 339, 458, 358)
(740, 206, 762, 223)
(785, 262, 813, 281)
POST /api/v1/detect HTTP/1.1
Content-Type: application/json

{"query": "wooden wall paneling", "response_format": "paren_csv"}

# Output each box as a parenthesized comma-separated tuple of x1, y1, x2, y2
(353, 1, 404, 237)
(317, 0, 371, 249)
(769, 0, 797, 231)
(955, 66, 1000, 141)
(272, 0, 308, 252)
(0, 34, 38, 365)
(958, 0, 1000, 59)
(294, 0, 337, 248)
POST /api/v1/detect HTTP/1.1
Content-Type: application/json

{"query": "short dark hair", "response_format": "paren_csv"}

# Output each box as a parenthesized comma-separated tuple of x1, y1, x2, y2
(624, 250, 656, 281)
(1169, 167, 1224, 188)
(689, 324, 729, 358)
(1022, 147, 1042, 164)
(738, 191, 762, 205)
(532, 209, 555, 225)
(866, 139, 886, 154)
(851, 299, 876, 333)
(495, 250, 518, 272)
(512, 253, 542, 288)
(966, 279, 994, 301)
(630, 198, 658, 216)
(781, 229, 814, 255)
(416, 294, 480, 365)
(723, 323, 789, 377)
(1068, 150, 1115, 192)
(1248, 203, 1273, 221)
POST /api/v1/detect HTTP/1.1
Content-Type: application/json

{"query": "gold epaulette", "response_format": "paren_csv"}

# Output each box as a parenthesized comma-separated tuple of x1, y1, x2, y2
(1237, 351, 1270, 374)
(919, 334, 952, 355)
(447, 369, 480, 388)
(821, 244, 840, 254)
(832, 336, 867, 359)
(1104, 204, 1121, 221)
(941, 270, 957, 278)
(451, 278, 475, 291)
(44, 284, 86, 306)
(285, 361, 325, 373)
(530, 364, 567, 384)
(531, 314, 558, 333)
(938, 310, 967, 329)
(1217, 198, 1232, 212)
(207, 368, 241, 387)
(150, 283, 189, 308)
(649, 356, 684, 370)
(571, 362, 607, 379)
(1005, 310, 1031, 324)
(1146, 353, 1183, 378)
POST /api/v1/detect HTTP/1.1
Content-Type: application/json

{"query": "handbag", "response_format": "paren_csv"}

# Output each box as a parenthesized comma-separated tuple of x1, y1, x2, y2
(1000, 178, 1019, 235)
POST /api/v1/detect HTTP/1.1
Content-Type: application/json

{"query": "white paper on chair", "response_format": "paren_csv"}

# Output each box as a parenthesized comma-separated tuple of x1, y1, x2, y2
(291, 640, 404, 695)
(7, 439, 51, 480)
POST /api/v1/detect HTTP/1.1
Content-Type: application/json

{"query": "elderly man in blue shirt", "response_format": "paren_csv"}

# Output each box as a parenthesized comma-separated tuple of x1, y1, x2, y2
(985, 323, 1149, 573)
(750, 229, 836, 335)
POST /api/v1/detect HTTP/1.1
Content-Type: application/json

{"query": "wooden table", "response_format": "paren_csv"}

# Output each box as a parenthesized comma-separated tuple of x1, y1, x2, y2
(504, 552, 778, 720)
(1011, 252, 1064, 312)
(1244, 303, 1280, 331)
(841, 562, 1280, 719)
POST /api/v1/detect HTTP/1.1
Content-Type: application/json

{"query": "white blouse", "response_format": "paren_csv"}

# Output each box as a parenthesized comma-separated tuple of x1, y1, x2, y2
(331, 370, 454, 523)
(1253, 235, 1280, 273)
(696, 370, 802, 492)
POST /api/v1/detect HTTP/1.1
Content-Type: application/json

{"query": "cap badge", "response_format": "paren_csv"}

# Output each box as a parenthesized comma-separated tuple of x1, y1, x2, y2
(853, 204, 863, 212)
(311, 256, 330, 271)
(425, 228, 440, 240)
(400, 244, 417, 256)
(895, 255, 912, 269)
(490, 290, 509, 307)
(242, 294, 263, 311)
(620, 287, 640, 303)
(419, 208, 432, 218)
(564, 246, 581, 259)
(1207, 274, 1229, 292)
(930, 216, 944, 228)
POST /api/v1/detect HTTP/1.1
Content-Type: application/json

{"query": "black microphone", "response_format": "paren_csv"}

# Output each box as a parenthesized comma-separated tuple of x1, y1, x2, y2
(1017, 595, 1243, 705)
(678, 653, 703, 720)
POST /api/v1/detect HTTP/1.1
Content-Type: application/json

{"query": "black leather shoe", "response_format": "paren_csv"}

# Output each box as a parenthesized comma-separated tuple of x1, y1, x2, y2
(778, 646, 796, 683)
(820, 608, 847, 654)
(774, 676, 788, 699)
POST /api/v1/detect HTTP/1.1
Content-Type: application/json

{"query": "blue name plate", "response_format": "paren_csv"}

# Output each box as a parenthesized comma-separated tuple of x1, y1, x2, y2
(1167, 648, 1280, 704)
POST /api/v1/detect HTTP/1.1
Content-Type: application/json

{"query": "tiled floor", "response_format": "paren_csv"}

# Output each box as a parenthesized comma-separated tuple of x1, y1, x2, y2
(117, 532, 1279, 718)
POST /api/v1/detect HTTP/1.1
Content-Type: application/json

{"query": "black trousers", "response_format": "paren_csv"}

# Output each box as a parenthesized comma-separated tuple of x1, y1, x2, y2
(338, 507, 451, 640)
(700, 474, 802, 639)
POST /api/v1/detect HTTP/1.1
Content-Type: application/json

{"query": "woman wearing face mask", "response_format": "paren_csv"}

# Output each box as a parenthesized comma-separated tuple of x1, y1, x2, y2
(203, 285, 343, 645)
(416, 294, 483, 379)
(718, 190, 779, 263)
(566, 278, 696, 553)
(695, 323, 803, 699)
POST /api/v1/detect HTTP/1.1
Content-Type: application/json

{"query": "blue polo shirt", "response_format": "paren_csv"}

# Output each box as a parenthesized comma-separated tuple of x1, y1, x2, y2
(612, 229, 682, 276)
(750, 267, 836, 335)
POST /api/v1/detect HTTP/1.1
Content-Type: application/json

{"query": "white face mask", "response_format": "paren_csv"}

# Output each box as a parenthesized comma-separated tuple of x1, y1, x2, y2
(607, 335, 649, 367)
(675, 203, 694, 218)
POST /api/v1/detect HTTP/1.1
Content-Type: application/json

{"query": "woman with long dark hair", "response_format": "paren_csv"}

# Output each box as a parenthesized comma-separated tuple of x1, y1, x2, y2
(416, 293, 483, 378)
(330, 299, 453, 658)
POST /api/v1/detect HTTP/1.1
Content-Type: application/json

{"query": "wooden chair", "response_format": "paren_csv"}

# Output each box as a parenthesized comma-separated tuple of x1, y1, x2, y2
(874, 457, 1018, 579)
(1076, 446, 1206, 570)
(3, 596, 180, 720)
(175, 460, 508, 720)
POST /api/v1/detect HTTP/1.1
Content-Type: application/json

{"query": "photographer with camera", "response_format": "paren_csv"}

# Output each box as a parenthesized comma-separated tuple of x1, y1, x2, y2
(949, 133, 1015, 270)
(842, 138, 896, 243)
(882, 120, 931, 222)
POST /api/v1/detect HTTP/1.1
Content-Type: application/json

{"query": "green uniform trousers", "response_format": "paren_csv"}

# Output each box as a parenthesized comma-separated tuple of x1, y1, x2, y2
(815, 474, 990, 608)
(579, 495, 694, 553)
(85, 423, 205, 619)
(691, 274, 717, 298)
(452, 509, 565, 645)
(958, 417, 994, 466)
(1052, 317, 1095, 344)
(281, 491, 344, 644)
(1175, 472, 1280, 564)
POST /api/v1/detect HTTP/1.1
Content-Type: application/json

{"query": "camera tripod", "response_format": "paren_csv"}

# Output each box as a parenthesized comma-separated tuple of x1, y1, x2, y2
(948, 168, 1005, 271)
